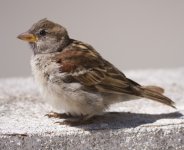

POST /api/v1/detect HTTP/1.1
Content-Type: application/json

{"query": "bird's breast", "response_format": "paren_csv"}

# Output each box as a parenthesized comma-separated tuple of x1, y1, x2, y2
(31, 55, 52, 89)
(30, 54, 83, 112)
(30, 54, 107, 116)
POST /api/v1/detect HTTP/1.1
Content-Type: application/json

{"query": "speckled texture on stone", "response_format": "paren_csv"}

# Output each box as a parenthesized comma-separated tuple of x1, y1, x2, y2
(0, 68, 184, 150)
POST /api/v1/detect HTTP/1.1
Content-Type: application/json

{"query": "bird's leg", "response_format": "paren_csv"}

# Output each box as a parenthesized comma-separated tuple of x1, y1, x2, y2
(45, 112, 73, 119)
(55, 115, 96, 126)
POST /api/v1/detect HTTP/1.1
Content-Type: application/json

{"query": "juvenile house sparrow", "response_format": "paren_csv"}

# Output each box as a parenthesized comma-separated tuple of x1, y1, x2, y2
(17, 18, 175, 126)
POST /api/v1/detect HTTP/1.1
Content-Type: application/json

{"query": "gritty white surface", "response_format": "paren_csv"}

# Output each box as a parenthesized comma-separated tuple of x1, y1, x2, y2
(0, 68, 184, 150)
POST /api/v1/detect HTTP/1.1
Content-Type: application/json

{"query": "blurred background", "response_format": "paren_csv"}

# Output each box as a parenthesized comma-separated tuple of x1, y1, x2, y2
(0, 0, 184, 78)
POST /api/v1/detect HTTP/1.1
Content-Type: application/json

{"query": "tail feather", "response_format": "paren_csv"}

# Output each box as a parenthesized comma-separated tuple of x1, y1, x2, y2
(143, 85, 164, 94)
(140, 86, 176, 108)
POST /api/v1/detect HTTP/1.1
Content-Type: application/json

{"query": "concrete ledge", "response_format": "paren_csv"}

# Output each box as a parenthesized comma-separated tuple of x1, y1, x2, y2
(0, 68, 184, 150)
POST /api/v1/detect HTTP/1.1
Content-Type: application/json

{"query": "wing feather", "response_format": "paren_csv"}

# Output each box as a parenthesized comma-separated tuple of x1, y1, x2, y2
(56, 40, 140, 95)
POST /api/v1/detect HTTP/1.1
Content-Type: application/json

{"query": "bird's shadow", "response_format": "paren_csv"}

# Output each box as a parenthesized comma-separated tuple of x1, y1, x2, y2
(77, 111, 183, 131)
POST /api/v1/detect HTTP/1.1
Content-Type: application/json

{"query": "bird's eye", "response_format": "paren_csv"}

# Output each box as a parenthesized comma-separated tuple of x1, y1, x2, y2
(39, 30, 47, 36)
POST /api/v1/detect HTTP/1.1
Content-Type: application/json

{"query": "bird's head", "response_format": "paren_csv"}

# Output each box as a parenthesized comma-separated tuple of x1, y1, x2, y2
(17, 18, 70, 55)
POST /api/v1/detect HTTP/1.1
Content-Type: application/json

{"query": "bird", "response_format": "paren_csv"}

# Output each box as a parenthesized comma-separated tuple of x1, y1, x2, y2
(17, 18, 175, 126)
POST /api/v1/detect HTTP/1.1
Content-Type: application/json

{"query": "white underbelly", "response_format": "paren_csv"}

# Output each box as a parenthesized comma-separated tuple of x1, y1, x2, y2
(31, 55, 105, 116)
(33, 74, 82, 114)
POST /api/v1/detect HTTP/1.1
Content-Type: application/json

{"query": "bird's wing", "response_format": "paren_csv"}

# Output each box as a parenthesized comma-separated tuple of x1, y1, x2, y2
(56, 40, 140, 95)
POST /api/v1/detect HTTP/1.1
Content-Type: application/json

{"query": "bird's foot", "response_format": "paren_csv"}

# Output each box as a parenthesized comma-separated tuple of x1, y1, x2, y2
(45, 112, 73, 119)
(55, 119, 94, 126)
(55, 116, 95, 126)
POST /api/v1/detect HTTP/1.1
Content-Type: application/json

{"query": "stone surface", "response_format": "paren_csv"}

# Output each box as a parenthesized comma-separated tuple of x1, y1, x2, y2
(0, 68, 184, 150)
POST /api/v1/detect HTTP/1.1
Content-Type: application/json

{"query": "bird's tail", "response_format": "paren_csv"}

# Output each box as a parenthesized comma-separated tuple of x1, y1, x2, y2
(140, 85, 176, 108)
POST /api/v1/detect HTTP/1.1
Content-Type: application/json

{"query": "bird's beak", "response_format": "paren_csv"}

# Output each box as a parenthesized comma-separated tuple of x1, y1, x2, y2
(17, 32, 38, 42)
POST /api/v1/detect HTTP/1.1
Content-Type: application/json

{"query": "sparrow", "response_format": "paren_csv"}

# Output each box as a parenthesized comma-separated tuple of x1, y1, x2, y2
(17, 18, 175, 126)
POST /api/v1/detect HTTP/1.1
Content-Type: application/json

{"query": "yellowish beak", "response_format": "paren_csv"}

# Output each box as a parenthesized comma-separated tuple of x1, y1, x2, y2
(17, 32, 38, 42)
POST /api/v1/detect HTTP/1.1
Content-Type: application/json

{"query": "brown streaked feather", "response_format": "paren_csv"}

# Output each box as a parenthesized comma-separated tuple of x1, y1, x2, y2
(54, 41, 174, 107)
(55, 41, 135, 95)
(74, 69, 105, 86)
(54, 40, 175, 108)
(140, 86, 175, 108)
(60, 61, 77, 72)
(142, 85, 164, 94)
